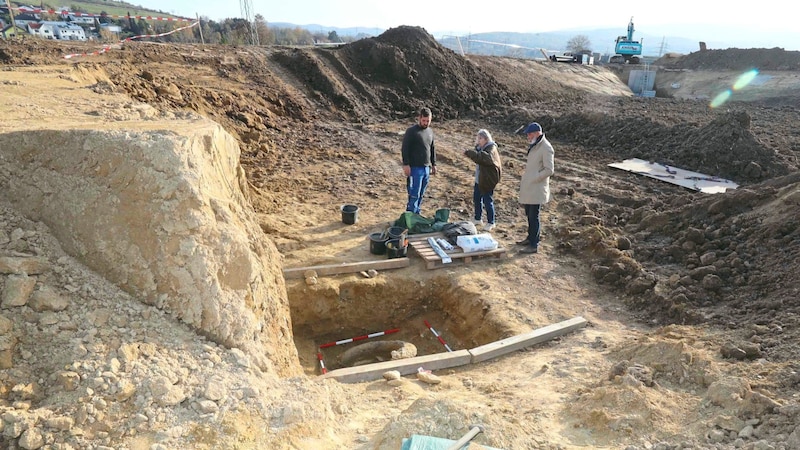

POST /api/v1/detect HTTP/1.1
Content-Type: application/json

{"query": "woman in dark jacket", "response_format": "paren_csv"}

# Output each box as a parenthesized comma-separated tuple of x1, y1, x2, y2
(464, 129, 502, 231)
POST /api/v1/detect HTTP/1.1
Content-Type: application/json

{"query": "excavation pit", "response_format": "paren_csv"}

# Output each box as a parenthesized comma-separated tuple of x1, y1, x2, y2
(287, 277, 510, 375)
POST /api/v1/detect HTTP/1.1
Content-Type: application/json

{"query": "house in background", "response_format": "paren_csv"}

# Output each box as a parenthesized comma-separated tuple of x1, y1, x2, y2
(51, 21, 87, 40)
(30, 21, 87, 40)
(11, 13, 40, 28)
(2, 24, 28, 39)
(99, 23, 122, 35)
(66, 14, 95, 25)
(27, 22, 53, 39)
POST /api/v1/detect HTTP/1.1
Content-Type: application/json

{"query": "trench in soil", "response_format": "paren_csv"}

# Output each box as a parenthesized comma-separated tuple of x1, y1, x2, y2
(288, 276, 511, 375)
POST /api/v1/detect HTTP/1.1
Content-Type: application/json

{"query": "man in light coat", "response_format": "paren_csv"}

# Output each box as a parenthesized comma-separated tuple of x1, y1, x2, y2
(518, 122, 554, 254)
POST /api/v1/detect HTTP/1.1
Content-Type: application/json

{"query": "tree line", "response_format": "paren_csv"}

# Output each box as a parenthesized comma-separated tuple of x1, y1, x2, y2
(6, 8, 368, 45)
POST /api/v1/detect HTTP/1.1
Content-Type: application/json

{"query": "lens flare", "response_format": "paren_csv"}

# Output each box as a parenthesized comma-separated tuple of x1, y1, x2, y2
(709, 69, 759, 108)
(733, 69, 759, 91)
(710, 90, 732, 108)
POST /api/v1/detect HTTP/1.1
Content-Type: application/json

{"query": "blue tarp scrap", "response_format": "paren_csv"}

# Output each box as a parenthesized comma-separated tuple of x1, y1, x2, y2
(400, 434, 503, 450)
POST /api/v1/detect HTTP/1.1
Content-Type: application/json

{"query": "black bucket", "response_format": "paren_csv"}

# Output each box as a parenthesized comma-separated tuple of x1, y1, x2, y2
(386, 238, 408, 259)
(369, 232, 389, 255)
(387, 226, 407, 240)
(341, 204, 359, 225)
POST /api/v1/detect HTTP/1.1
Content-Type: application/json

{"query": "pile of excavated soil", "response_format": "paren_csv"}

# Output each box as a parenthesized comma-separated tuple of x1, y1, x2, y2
(541, 106, 798, 182)
(655, 47, 800, 71)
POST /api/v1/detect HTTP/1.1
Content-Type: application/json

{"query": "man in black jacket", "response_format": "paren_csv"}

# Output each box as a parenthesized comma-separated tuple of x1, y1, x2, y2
(401, 107, 437, 214)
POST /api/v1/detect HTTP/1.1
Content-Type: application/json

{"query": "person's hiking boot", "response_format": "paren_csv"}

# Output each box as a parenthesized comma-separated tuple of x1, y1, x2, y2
(516, 239, 530, 246)
(471, 219, 483, 226)
(483, 223, 495, 232)
(520, 246, 538, 254)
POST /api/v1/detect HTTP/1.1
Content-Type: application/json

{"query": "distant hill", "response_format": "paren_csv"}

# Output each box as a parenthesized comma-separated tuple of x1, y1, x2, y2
(268, 22, 383, 39)
(437, 29, 704, 59)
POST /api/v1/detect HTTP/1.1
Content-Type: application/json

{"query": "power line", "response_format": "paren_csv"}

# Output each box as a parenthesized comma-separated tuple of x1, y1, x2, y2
(239, 0, 259, 45)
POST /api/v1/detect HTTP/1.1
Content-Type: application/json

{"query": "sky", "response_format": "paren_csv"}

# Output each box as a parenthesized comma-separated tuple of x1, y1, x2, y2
(131, 0, 800, 51)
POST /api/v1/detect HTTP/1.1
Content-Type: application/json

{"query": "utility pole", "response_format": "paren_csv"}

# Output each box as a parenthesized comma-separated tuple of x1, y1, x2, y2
(196, 13, 204, 45)
(6, 0, 18, 34)
(239, 0, 259, 46)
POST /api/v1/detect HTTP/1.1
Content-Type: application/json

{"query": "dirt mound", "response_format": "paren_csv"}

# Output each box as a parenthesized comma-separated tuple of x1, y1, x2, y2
(345, 26, 514, 118)
(545, 107, 796, 183)
(655, 47, 800, 71)
(635, 111, 793, 181)
(640, 174, 800, 297)
(271, 26, 515, 120)
(0, 39, 85, 64)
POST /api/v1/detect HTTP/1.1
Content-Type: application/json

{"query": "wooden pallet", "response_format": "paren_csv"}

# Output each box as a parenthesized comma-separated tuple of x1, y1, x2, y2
(407, 232, 507, 269)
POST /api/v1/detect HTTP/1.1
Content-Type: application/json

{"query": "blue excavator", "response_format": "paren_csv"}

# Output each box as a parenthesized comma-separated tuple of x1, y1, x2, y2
(610, 17, 642, 64)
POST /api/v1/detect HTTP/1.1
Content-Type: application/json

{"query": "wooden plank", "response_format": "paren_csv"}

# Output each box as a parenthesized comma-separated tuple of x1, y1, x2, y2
(468, 317, 588, 363)
(318, 350, 472, 383)
(283, 257, 410, 279)
(407, 232, 506, 270)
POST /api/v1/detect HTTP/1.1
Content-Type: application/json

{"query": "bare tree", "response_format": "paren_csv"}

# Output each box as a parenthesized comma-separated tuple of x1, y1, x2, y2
(254, 14, 272, 45)
(567, 34, 592, 53)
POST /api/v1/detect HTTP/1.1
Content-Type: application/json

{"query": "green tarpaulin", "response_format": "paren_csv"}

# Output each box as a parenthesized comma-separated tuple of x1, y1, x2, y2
(393, 208, 450, 234)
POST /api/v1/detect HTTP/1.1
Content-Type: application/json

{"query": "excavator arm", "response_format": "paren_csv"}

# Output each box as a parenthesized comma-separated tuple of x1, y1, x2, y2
(627, 17, 635, 40)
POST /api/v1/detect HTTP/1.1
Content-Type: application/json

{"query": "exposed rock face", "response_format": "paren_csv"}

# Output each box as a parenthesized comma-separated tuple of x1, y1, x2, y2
(0, 125, 298, 374)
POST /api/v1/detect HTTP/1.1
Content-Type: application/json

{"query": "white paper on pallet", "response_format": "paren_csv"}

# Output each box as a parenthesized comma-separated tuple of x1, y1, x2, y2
(456, 233, 498, 253)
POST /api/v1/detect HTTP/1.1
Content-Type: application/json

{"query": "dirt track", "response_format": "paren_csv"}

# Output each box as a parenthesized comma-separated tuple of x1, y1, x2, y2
(2, 27, 800, 449)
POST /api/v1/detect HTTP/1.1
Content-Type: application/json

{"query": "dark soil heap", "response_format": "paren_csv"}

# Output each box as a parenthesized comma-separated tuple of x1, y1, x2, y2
(656, 47, 800, 71)
(271, 26, 514, 120)
(341, 26, 514, 119)
(545, 108, 795, 183)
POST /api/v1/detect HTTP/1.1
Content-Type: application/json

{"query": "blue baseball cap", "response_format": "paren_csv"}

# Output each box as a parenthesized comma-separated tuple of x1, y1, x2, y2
(524, 122, 542, 134)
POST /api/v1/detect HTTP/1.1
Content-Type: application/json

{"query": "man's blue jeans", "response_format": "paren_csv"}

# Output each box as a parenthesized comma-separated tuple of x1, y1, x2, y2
(406, 166, 430, 214)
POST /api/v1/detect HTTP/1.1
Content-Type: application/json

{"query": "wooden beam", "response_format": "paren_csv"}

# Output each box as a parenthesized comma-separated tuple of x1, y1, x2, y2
(468, 316, 588, 363)
(319, 350, 472, 384)
(283, 257, 410, 279)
